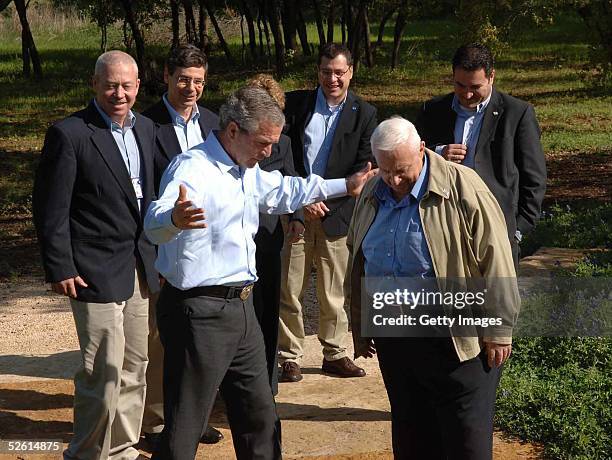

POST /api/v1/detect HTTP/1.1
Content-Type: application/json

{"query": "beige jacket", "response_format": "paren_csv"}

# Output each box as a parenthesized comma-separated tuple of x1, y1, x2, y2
(347, 149, 519, 362)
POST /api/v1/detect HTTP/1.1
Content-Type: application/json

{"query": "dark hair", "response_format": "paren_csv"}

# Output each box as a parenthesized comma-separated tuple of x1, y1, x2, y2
(317, 43, 353, 67)
(166, 44, 208, 75)
(452, 43, 495, 77)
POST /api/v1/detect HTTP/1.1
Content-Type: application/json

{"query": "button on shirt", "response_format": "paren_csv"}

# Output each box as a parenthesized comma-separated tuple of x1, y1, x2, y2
(94, 99, 143, 209)
(450, 93, 491, 168)
(162, 94, 204, 152)
(144, 132, 347, 289)
(362, 155, 434, 281)
(303, 87, 346, 176)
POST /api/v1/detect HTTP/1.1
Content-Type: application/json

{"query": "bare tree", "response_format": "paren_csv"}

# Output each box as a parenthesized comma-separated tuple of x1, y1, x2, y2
(201, 0, 233, 61)
(182, 0, 197, 44)
(376, 7, 396, 47)
(311, 0, 326, 45)
(391, 0, 408, 69)
(171, 0, 181, 49)
(266, 0, 286, 72)
(327, 0, 336, 43)
(296, 1, 312, 55)
(13, 0, 42, 78)
(238, 0, 258, 59)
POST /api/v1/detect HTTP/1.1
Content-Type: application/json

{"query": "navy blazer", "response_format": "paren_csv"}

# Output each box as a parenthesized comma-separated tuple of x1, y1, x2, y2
(33, 102, 159, 303)
(415, 88, 547, 241)
(255, 134, 304, 253)
(284, 89, 377, 237)
(142, 99, 220, 192)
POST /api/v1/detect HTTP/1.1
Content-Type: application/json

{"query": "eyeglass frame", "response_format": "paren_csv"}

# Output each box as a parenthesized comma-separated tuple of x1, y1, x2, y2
(176, 76, 206, 88)
(317, 66, 352, 80)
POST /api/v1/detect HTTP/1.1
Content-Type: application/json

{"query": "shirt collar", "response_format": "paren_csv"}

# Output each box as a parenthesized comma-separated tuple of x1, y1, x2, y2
(203, 131, 241, 176)
(93, 98, 136, 130)
(451, 91, 492, 115)
(375, 155, 429, 205)
(315, 86, 346, 115)
(162, 93, 200, 126)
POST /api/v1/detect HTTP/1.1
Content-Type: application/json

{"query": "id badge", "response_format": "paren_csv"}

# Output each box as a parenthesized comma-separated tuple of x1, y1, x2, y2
(131, 177, 144, 199)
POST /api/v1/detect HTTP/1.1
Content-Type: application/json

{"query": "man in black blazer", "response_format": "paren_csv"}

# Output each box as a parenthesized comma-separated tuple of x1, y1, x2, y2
(33, 51, 159, 460)
(278, 43, 377, 382)
(415, 43, 547, 267)
(141, 45, 222, 446)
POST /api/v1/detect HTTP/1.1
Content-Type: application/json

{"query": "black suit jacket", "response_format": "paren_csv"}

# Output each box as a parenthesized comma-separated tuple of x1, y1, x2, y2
(142, 100, 219, 192)
(415, 88, 547, 241)
(284, 89, 377, 237)
(33, 102, 159, 303)
(255, 133, 304, 253)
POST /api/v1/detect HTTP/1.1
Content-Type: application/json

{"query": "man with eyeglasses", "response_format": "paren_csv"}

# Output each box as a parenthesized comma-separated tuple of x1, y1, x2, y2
(279, 43, 377, 383)
(141, 44, 222, 447)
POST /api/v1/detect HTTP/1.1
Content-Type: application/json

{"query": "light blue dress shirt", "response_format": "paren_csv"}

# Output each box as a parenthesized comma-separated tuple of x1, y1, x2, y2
(144, 132, 347, 289)
(450, 93, 491, 168)
(303, 87, 346, 176)
(94, 99, 143, 209)
(362, 156, 434, 280)
(162, 93, 204, 152)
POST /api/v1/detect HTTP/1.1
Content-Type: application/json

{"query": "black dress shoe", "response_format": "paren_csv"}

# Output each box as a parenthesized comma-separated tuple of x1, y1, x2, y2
(279, 361, 303, 382)
(143, 432, 160, 451)
(322, 357, 366, 378)
(200, 424, 224, 444)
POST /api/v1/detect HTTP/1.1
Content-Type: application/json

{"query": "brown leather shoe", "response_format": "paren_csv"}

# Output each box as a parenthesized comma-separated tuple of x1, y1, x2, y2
(279, 361, 303, 382)
(322, 357, 366, 378)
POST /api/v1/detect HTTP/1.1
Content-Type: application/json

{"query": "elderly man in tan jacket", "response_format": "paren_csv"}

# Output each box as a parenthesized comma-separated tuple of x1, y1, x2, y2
(346, 117, 519, 460)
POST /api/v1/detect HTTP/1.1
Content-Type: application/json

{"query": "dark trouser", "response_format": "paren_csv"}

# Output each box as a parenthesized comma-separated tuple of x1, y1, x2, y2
(153, 283, 282, 460)
(375, 338, 501, 460)
(253, 249, 281, 395)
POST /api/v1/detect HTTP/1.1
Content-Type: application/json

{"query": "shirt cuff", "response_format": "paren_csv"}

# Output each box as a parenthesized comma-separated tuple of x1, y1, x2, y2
(435, 145, 446, 155)
(325, 178, 348, 198)
(162, 209, 181, 236)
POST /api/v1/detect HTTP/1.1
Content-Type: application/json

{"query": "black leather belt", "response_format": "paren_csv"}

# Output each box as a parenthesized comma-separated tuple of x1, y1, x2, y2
(179, 283, 254, 301)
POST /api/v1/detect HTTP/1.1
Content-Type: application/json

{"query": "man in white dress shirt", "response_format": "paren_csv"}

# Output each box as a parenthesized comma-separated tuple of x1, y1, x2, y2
(144, 86, 375, 460)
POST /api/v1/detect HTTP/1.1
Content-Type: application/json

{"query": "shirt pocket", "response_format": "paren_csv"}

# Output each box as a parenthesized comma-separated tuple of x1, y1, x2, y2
(397, 220, 433, 275)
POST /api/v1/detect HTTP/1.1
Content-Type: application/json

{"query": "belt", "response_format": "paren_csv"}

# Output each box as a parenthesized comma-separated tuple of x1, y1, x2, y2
(178, 283, 254, 301)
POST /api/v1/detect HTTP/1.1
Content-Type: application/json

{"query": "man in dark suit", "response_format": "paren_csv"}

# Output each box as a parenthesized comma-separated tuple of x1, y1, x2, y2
(33, 50, 159, 460)
(141, 44, 222, 446)
(278, 43, 377, 382)
(415, 43, 547, 267)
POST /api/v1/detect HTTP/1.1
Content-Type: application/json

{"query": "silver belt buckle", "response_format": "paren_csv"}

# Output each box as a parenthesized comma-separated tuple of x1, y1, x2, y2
(240, 284, 253, 301)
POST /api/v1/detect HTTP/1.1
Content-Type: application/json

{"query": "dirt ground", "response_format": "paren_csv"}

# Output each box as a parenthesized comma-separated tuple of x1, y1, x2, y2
(1, 249, 592, 459)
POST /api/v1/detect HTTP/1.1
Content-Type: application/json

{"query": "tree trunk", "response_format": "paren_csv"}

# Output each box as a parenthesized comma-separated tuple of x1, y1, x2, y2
(265, 0, 286, 72)
(391, 0, 408, 69)
(201, 0, 233, 61)
(376, 7, 395, 47)
(296, 2, 311, 56)
(171, 0, 181, 49)
(281, 0, 297, 51)
(238, 0, 258, 59)
(197, 0, 210, 53)
(344, 0, 354, 48)
(311, 0, 326, 45)
(121, 0, 149, 78)
(14, 0, 42, 78)
(182, 0, 197, 44)
(326, 0, 335, 44)
(100, 21, 108, 52)
(350, 0, 367, 65)
(363, 5, 373, 67)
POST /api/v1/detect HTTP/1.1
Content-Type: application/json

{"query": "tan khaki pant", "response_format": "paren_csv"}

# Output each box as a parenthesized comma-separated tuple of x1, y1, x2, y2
(65, 272, 150, 460)
(142, 295, 164, 434)
(279, 218, 349, 364)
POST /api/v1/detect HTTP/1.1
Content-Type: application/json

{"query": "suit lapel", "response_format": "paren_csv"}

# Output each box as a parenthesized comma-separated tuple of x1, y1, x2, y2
(326, 91, 358, 176)
(443, 98, 457, 144)
(133, 115, 154, 210)
(86, 104, 140, 216)
(158, 123, 183, 160)
(197, 105, 216, 139)
(475, 88, 504, 157)
(298, 90, 318, 152)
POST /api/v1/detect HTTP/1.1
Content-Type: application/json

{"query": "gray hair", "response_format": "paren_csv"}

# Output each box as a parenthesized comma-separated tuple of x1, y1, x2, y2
(219, 86, 285, 133)
(371, 116, 421, 153)
(94, 50, 138, 77)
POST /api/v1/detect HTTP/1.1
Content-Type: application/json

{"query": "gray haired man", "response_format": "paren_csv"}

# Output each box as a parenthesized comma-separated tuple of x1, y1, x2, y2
(144, 86, 376, 459)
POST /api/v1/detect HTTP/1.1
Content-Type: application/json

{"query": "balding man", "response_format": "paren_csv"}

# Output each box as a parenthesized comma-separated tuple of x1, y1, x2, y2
(347, 117, 519, 459)
(144, 86, 375, 459)
(33, 51, 159, 460)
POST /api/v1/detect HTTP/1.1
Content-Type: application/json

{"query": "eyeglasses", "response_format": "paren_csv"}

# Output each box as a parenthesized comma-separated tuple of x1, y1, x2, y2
(176, 76, 205, 88)
(318, 67, 351, 79)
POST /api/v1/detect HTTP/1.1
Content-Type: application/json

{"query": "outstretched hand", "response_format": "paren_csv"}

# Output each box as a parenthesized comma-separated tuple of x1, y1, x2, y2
(171, 184, 207, 230)
(346, 162, 379, 197)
